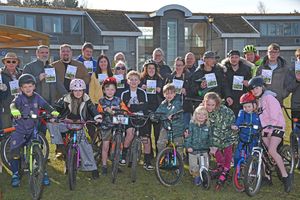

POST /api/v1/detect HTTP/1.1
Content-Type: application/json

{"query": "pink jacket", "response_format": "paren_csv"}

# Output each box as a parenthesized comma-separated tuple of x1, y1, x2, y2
(258, 90, 286, 134)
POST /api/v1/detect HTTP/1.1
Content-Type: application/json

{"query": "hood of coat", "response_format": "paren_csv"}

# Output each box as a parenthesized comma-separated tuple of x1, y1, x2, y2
(64, 93, 90, 119)
(221, 57, 255, 69)
(263, 90, 277, 97)
(261, 56, 287, 68)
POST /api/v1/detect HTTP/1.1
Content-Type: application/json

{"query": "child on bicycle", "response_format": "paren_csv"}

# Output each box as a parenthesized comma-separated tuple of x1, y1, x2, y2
(156, 83, 185, 156)
(231, 92, 260, 167)
(248, 76, 292, 193)
(202, 92, 236, 187)
(120, 71, 154, 170)
(10, 74, 59, 187)
(97, 77, 129, 175)
(47, 79, 102, 179)
(185, 105, 212, 186)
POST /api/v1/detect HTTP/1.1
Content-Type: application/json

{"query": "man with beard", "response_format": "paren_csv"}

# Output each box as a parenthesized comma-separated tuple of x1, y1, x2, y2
(51, 44, 90, 91)
(23, 45, 67, 106)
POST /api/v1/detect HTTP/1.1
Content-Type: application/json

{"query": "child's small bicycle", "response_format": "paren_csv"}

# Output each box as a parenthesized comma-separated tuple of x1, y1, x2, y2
(232, 124, 259, 192)
(192, 150, 211, 190)
(153, 110, 184, 187)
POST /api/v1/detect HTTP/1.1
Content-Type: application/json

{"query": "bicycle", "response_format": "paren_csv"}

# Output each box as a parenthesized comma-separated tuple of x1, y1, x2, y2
(0, 127, 16, 173)
(127, 113, 151, 183)
(153, 110, 185, 186)
(243, 125, 294, 197)
(0, 112, 52, 200)
(192, 149, 211, 190)
(232, 124, 259, 192)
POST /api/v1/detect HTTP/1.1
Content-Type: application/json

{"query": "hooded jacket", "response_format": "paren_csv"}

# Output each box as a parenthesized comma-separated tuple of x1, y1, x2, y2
(285, 67, 300, 111)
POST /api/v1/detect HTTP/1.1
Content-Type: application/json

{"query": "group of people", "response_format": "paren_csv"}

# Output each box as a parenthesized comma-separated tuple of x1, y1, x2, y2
(0, 41, 299, 194)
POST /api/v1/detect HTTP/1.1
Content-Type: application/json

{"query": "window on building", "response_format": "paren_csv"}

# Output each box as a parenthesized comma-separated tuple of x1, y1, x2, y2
(137, 26, 153, 69)
(167, 20, 177, 67)
(260, 22, 300, 36)
(43, 16, 62, 33)
(70, 17, 81, 34)
(15, 15, 35, 30)
(184, 22, 206, 57)
(114, 37, 127, 52)
(232, 39, 246, 53)
(0, 14, 5, 24)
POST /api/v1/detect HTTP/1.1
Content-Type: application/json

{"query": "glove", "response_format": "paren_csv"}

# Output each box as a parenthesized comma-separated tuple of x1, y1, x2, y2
(0, 83, 7, 91)
(11, 109, 21, 118)
(51, 111, 60, 117)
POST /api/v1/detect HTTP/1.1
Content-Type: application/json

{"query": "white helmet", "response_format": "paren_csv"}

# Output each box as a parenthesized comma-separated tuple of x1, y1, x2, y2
(70, 79, 86, 90)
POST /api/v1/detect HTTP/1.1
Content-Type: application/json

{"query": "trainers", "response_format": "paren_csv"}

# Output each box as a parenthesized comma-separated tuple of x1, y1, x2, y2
(43, 172, 50, 186)
(282, 174, 292, 193)
(102, 166, 108, 176)
(119, 159, 126, 166)
(194, 176, 202, 186)
(143, 163, 155, 171)
(11, 173, 20, 187)
(92, 170, 99, 179)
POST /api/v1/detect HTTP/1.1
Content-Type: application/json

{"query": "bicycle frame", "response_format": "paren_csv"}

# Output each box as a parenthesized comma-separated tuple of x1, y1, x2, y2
(197, 153, 209, 181)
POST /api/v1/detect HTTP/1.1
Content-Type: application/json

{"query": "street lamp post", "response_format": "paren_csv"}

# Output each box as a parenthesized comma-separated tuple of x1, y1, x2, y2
(208, 16, 214, 51)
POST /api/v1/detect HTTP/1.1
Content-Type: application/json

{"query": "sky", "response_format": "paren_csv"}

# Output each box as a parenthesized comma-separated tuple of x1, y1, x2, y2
(81, 0, 300, 13)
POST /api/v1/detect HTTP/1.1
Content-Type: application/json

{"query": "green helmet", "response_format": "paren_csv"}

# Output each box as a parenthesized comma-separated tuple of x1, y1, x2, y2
(243, 45, 257, 53)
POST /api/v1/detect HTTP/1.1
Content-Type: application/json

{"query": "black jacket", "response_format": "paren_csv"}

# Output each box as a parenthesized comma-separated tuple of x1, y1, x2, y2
(121, 88, 148, 114)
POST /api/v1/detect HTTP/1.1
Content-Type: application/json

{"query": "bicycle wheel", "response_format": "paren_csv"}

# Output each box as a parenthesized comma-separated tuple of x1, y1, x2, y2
(111, 133, 121, 184)
(244, 155, 262, 197)
(67, 146, 78, 190)
(0, 135, 12, 171)
(29, 145, 45, 200)
(232, 162, 246, 192)
(38, 133, 49, 160)
(290, 132, 299, 169)
(201, 169, 211, 190)
(130, 138, 141, 183)
(92, 132, 102, 166)
(155, 147, 184, 186)
(276, 144, 294, 182)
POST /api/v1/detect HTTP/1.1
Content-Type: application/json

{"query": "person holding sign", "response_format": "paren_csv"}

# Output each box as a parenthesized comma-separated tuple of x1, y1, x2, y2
(0, 52, 22, 129)
(256, 43, 289, 104)
(51, 44, 90, 92)
(165, 57, 192, 128)
(77, 42, 97, 74)
(23, 45, 67, 106)
(89, 55, 113, 104)
(221, 50, 252, 116)
(140, 59, 163, 156)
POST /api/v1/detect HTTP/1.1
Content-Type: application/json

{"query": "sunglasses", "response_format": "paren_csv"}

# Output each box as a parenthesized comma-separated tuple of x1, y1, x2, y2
(115, 66, 126, 70)
(6, 60, 17, 64)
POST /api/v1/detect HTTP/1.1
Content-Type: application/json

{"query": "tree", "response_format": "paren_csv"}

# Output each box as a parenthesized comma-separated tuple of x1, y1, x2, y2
(257, 1, 267, 14)
(51, 0, 78, 8)
(51, 0, 64, 7)
(79, 0, 88, 8)
(7, 0, 22, 5)
(23, 0, 49, 6)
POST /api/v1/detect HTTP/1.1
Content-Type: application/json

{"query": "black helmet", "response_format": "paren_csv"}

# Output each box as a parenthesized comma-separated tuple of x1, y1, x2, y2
(143, 59, 157, 68)
(248, 76, 264, 90)
(18, 73, 36, 87)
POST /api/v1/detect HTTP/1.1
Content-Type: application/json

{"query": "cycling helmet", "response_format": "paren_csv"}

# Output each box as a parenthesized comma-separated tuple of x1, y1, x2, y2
(69, 79, 86, 90)
(243, 45, 257, 53)
(102, 77, 117, 90)
(240, 92, 256, 104)
(18, 73, 36, 87)
(248, 76, 264, 90)
(143, 59, 158, 68)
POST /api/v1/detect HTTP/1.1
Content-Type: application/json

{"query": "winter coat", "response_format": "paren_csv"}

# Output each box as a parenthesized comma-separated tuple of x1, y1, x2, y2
(89, 72, 104, 104)
(23, 59, 67, 105)
(209, 104, 236, 149)
(257, 90, 286, 134)
(285, 67, 300, 111)
(156, 98, 185, 138)
(185, 122, 212, 151)
(156, 61, 172, 81)
(76, 55, 97, 73)
(256, 56, 289, 104)
(121, 88, 148, 114)
(54, 93, 100, 121)
(235, 110, 260, 143)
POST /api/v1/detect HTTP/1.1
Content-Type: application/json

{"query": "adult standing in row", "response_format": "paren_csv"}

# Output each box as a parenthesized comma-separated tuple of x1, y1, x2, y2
(185, 52, 197, 73)
(23, 45, 67, 106)
(152, 48, 172, 81)
(0, 52, 22, 128)
(77, 42, 97, 74)
(51, 44, 90, 92)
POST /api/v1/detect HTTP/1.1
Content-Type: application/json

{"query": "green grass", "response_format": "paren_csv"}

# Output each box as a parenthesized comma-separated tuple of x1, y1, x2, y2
(0, 96, 299, 200)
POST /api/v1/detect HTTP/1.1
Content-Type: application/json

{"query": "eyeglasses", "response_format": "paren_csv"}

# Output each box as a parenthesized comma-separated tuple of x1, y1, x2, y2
(5, 60, 17, 64)
(115, 66, 126, 70)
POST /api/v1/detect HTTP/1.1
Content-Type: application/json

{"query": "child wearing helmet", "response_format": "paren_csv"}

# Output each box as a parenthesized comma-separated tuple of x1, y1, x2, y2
(9, 73, 59, 187)
(97, 76, 129, 175)
(231, 92, 260, 167)
(248, 76, 291, 193)
(48, 78, 102, 179)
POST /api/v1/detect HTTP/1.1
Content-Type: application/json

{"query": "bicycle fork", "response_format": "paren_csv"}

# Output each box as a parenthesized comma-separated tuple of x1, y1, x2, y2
(250, 147, 263, 178)
(199, 155, 208, 181)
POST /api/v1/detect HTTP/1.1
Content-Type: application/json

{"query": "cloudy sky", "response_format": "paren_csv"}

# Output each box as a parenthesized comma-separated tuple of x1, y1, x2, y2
(80, 0, 299, 13)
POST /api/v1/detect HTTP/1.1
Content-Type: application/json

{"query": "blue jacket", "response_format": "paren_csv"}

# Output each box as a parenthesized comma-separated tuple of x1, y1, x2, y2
(235, 110, 260, 143)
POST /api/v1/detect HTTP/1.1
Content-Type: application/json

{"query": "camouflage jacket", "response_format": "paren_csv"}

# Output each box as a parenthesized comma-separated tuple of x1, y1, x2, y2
(209, 104, 236, 149)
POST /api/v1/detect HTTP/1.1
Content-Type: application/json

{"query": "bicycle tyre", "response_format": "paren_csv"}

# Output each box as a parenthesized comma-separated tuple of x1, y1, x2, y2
(67, 146, 78, 190)
(131, 138, 141, 183)
(111, 133, 122, 184)
(29, 145, 45, 200)
(155, 147, 184, 186)
(276, 144, 294, 182)
(92, 131, 102, 167)
(201, 169, 211, 190)
(38, 133, 49, 160)
(232, 163, 245, 192)
(244, 155, 262, 197)
(290, 132, 299, 170)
